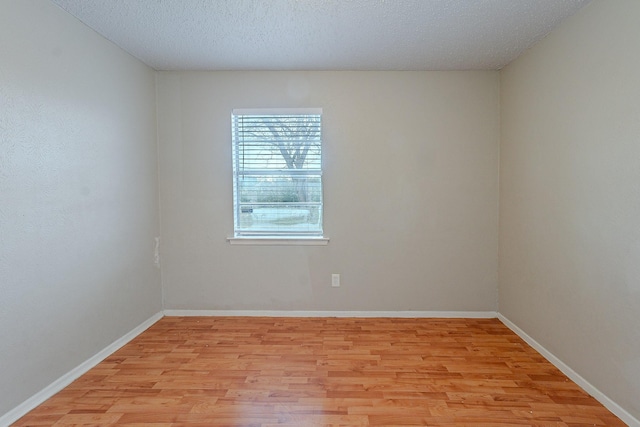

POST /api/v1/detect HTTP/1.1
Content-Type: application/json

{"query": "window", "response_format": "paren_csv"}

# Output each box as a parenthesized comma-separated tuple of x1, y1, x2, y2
(232, 108, 323, 239)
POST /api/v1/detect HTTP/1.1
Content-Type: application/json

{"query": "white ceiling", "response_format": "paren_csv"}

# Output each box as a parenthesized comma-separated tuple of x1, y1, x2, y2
(50, 0, 591, 71)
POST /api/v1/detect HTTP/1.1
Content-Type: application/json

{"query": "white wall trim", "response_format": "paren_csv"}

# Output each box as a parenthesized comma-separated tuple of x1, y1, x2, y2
(227, 237, 330, 246)
(497, 313, 640, 427)
(163, 309, 497, 318)
(0, 312, 164, 427)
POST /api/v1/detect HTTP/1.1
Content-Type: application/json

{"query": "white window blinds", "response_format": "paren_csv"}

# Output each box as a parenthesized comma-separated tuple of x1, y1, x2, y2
(232, 108, 323, 237)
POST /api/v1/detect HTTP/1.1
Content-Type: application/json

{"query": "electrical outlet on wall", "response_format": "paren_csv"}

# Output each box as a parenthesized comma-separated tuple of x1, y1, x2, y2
(331, 274, 340, 287)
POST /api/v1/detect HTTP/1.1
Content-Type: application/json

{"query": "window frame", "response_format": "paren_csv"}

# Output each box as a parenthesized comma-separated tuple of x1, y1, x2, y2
(228, 108, 328, 245)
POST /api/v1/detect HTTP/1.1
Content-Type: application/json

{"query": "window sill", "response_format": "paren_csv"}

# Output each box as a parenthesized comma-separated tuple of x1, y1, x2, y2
(227, 237, 330, 246)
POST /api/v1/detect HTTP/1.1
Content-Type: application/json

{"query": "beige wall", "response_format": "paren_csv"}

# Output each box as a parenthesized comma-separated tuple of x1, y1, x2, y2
(500, 0, 640, 419)
(0, 0, 161, 416)
(157, 71, 500, 312)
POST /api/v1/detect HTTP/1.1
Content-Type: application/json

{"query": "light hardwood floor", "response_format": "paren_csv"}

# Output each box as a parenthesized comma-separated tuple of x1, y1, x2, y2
(13, 317, 625, 426)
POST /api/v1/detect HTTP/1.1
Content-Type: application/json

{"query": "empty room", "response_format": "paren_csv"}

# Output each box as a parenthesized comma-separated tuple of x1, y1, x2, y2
(1, 0, 639, 425)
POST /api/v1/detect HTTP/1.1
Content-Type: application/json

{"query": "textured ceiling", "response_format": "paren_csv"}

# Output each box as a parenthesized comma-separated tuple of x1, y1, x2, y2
(50, 0, 591, 71)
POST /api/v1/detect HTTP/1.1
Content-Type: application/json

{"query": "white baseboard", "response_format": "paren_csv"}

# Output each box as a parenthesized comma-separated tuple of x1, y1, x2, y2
(163, 309, 497, 318)
(0, 312, 163, 427)
(497, 313, 639, 427)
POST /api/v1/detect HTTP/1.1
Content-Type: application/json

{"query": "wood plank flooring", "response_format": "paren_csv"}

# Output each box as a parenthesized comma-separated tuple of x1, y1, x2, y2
(12, 317, 625, 426)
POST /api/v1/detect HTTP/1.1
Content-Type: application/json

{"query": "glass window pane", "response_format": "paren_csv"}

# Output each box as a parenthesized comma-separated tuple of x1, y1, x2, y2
(232, 111, 323, 237)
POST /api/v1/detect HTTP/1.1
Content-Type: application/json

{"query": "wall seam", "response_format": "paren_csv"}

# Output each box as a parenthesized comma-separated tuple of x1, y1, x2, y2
(154, 71, 166, 311)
